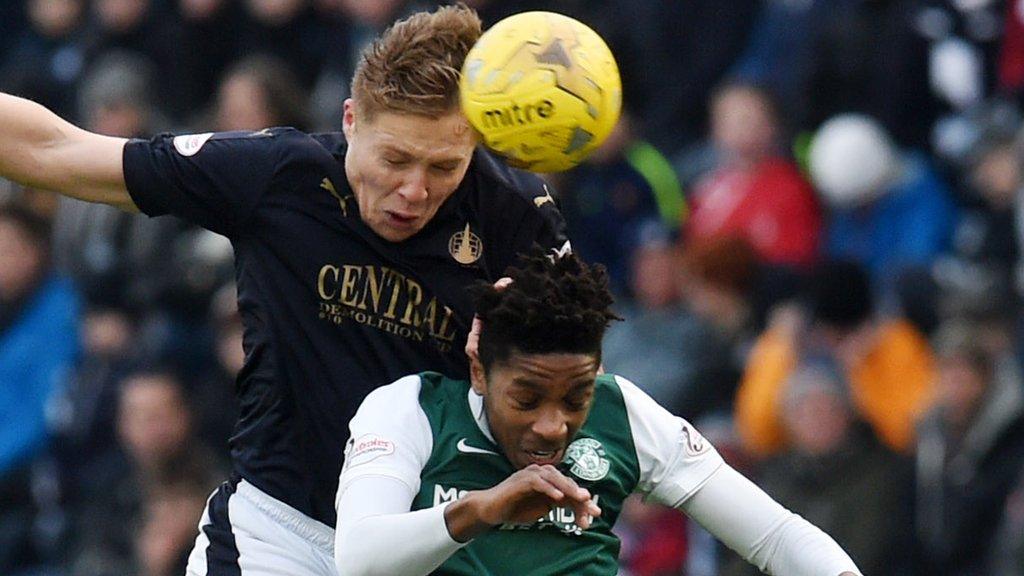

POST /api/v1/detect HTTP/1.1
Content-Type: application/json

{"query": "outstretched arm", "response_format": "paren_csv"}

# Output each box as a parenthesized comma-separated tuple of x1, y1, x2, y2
(0, 93, 133, 210)
(679, 464, 861, 576)
(613, 374, 861, 576)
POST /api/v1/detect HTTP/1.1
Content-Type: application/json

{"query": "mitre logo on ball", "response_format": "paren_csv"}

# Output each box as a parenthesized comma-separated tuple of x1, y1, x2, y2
(481, 99, 556, 129)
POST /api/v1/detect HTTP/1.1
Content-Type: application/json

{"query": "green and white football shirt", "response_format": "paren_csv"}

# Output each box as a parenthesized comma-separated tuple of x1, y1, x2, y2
(338, 372, 724, 575)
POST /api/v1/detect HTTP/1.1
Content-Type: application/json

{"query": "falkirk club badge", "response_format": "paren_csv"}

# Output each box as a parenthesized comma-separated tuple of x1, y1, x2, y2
(449, 223, 483, 265)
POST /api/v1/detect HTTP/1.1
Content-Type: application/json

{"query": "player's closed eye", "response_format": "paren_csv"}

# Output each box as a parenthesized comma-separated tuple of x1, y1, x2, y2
(564, 394, 591, 412)
(511, 396, 539, 411)
(564, 401, 586, 412)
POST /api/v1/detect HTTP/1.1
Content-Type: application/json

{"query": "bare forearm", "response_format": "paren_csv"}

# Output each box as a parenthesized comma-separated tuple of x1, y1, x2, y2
(0, 93, 133, 209)
(443, 492, 496, 542)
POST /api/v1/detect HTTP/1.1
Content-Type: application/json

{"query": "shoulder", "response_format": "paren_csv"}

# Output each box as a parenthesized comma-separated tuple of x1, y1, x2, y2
(352, 375, 429, 434)
(343, 374, 434, 487)
(208, 128, 341, 163)
(595, 373, 628, 400)
(461, 148, 569, 265)
(359, 373, 472, 420)
(412, 372, 475, 428)
(604, 374, 672, 425)
(260, 129, 347, 168)
(602, 373, 716, 457)
(468, 148, 544, 193)
(348, 374, 432, 456)
(306, 131, 348, 161)
(359, 374, 425, 414)
(465, 148, 558, 217)
(596, 374, 725, 504)
(415, 371, 466, 394)
(137, 127, 329, 164)
(589, 374, 657, 430)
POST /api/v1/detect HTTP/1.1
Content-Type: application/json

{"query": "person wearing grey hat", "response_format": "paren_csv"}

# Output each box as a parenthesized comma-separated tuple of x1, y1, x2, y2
(723, 355, 912, 576)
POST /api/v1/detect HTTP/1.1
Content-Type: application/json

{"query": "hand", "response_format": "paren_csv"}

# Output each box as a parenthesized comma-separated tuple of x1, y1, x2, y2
(444, 464, 602, 542)
(478, 464, 601, 527)
(464, 277, 512, 362)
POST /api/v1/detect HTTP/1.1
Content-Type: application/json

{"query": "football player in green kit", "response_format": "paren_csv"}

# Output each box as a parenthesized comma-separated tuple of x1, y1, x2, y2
(335, 249, 862, 576)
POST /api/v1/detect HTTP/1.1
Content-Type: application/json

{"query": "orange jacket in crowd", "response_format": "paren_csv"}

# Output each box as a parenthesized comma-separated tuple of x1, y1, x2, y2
(735, 318, 935, 456)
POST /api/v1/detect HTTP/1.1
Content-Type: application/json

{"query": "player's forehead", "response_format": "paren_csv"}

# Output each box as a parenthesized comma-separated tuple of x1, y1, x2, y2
(366, 109, 475, 161)
(501, 352, 599, 392)
(508, 377, 594, 399)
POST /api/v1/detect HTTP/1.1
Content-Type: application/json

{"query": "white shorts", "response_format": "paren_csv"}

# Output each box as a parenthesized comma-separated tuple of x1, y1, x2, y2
(185, 478, 337, 576)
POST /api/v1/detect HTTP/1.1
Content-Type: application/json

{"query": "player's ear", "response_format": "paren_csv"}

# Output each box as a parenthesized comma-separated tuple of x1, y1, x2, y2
(342, 99, 357, 138)
(470, 356, 488, 396)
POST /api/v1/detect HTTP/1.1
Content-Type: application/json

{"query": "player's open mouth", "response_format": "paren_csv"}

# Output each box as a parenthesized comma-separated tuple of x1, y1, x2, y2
(385, 211, 418, 227)
(525, 448, 563, 466)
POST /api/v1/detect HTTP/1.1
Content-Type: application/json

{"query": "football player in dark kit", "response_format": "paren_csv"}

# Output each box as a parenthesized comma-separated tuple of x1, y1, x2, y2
(0, 6, 568, 576)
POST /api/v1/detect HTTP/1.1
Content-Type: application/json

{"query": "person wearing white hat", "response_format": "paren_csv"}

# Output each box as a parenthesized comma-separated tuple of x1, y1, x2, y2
(809, 113, 958, 306)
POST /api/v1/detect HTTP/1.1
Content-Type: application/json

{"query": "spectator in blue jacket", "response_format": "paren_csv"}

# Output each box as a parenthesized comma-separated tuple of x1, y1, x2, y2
(809, 114, 958, 313)
(0, 202, 80, 573)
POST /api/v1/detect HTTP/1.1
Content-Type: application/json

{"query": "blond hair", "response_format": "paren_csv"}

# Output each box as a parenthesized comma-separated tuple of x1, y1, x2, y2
(351, 5, 482, 119)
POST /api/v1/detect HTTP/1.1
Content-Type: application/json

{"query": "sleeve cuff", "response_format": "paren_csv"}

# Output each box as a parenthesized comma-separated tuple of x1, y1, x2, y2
(435, 502, 472, 550)
(122, 138, 166, 217)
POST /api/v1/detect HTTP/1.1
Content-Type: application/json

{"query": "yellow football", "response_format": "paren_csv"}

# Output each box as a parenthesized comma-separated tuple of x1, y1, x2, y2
(460, 11, 622, 173)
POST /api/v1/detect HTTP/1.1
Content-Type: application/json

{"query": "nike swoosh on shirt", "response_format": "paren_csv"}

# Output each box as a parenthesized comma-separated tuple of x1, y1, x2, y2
(457, 438, 499, 456)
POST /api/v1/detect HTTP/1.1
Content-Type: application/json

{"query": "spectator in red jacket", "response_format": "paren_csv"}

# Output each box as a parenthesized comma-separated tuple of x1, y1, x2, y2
(683, 80, 821, 270)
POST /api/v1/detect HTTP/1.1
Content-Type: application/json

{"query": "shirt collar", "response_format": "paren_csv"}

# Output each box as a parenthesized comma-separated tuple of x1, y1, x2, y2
(468, 388, 496, 443)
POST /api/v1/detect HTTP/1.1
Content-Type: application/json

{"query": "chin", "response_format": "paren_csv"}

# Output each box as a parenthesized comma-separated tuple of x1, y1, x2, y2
(387, 229, 418, 242)
(369, 222, 414, 242)
(376, 231, 404, 242)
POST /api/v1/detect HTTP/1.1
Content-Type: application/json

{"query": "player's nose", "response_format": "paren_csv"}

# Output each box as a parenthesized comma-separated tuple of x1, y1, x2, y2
(396, 169, 429, 203)
(531, 407, 569, 444)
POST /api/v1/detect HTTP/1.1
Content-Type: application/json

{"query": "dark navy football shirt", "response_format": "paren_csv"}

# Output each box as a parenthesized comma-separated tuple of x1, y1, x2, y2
(122, 128, 568, 526)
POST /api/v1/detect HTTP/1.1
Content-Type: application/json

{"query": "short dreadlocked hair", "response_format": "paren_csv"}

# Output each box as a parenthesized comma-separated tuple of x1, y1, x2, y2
(473, 248, 619, 373)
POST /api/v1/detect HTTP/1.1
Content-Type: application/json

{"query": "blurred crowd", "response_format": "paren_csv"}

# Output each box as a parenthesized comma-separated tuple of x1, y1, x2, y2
(2, 0, 1024, 575)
